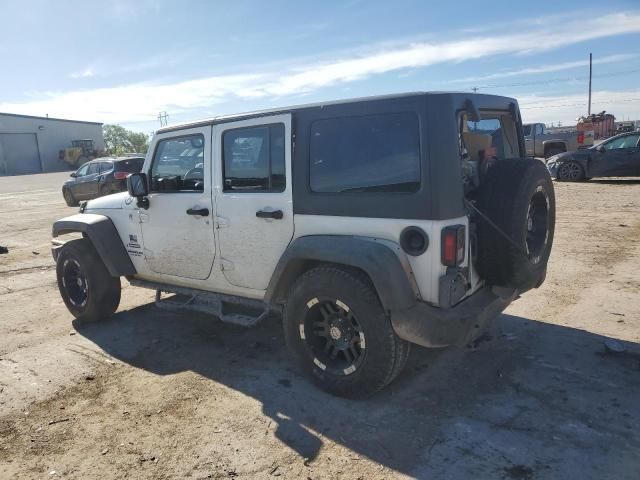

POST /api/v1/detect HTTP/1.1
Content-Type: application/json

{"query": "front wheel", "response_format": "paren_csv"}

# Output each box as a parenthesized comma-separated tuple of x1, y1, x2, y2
(283, 266, 409, 399)
(56, 239, 121, 323)
(557, 161, 585, 181)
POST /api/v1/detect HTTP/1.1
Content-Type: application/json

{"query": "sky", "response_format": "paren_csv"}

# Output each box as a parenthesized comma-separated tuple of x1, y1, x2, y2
(0, 0, 639, 133)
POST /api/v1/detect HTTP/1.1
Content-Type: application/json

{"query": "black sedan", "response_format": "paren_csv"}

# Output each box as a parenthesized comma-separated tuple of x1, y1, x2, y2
(62, 156, 145, 206)
(547, 131, 640, 181)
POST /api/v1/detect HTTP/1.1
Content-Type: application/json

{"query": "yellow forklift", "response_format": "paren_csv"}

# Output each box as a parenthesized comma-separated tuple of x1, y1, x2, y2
(60, 139, 104, 167)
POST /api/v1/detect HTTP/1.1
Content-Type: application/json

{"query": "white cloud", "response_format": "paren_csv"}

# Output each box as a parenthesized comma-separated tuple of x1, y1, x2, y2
(3, 12, 640, 124)
(453, 54, 637, 84)
(70, 66, 95, 79)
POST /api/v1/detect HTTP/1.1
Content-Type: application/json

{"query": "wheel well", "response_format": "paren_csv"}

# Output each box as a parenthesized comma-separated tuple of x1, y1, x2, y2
(544, 142, 566, 154)
(271, 259, 379, 307)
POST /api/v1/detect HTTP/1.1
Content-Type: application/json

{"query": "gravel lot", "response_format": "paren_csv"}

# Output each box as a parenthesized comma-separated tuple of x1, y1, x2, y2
(1, 171, 639, 479)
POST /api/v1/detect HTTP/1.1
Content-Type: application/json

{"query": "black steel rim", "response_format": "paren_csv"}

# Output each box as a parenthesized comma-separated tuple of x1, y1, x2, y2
(61, 259, 88, 307)
(300, 298, 365, 376)
(525, 189, 549, 262)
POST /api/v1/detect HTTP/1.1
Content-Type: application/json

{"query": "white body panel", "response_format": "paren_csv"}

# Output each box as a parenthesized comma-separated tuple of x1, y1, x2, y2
(292, 214, 475, 305)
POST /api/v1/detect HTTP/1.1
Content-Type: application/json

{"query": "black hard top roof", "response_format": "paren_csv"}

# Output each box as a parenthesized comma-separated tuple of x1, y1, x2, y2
(157, 91, 518, 134)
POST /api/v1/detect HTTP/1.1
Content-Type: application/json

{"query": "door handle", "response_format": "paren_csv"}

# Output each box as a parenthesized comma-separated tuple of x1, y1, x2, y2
(256, 209, 283, 220)
(186, 208, 209, 216)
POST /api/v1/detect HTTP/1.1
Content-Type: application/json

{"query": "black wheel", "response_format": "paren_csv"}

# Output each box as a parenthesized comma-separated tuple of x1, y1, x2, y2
(557, 162, 585, 181)
(99, 184, 112, 197)
(283, 266, 408, 398)
(62, 188, 77, 207)
(544, 147, 564, 159)
(476, 159, 555, 291)
(56, 239, 121, 323)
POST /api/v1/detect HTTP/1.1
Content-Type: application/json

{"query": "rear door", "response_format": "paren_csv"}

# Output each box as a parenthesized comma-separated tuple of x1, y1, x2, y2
(138, 126, 216, 280)
(213, 114, 294, 291)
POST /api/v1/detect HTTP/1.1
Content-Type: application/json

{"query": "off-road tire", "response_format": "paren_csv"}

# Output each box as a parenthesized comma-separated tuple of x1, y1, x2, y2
(62, 188, 77, 207)
(283, 265, 408, 399)
(56, 239, 121, 323)
(557, 161, 585, 182)
(475, 158, 555, 291)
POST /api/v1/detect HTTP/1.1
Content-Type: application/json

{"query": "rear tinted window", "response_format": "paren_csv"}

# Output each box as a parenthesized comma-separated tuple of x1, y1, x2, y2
(310, 112, 421, 193)
(116, 158, 144, 173)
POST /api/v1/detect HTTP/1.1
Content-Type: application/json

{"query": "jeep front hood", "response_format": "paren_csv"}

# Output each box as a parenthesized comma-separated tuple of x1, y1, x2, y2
(84, 191, 129, 210)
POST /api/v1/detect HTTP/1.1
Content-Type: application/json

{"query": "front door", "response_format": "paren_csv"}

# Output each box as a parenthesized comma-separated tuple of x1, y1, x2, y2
(590, 133, 640, 177)
(138, 126, 216, 280)
(214, 114, 294, 291)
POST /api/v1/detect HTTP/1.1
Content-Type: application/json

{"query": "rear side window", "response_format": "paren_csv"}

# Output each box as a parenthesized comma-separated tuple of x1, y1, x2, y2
(222, 123, 285, 192)
(99, 161, 113, 172)
(310, 112, 421, 193)
(117, 158, 144, 173)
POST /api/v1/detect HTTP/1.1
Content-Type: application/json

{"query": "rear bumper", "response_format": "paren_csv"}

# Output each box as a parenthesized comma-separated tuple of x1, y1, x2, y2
(391, 286, 517, 348)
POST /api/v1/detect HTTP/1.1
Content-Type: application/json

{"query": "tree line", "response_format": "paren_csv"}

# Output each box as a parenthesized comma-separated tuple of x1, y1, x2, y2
(103, 124, 150, 156)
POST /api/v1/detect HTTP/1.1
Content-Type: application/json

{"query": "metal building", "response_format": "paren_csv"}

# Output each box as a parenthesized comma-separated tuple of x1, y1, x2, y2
(0, 113, 104, 176)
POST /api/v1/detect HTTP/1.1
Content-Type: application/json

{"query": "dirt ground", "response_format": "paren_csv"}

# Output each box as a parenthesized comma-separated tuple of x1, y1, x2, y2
(1, 171, 639, 480)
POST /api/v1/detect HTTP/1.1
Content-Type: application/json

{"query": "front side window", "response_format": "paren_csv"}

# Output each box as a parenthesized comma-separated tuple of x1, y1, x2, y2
(310, 112, 421, 193)
(151, 135, 205, 192)
(75, 163, 89, 177)
(223, 123, 285, 192)
(603, 134, 640, 150)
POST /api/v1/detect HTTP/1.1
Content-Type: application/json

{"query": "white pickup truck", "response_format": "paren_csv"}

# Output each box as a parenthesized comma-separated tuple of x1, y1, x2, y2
(524, 123, 594, 158)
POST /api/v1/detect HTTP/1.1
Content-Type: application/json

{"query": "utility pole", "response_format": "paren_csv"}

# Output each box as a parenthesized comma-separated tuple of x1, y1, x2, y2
(472, 86, 479, 93)
(157, 111, 169, 127)
(588, 53, 592, 116)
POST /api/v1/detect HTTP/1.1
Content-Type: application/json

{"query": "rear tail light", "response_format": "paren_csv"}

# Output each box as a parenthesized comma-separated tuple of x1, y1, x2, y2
(441, 225, 465, 266)
(114, 171, 130, 180)
(577, 132, 584, 144)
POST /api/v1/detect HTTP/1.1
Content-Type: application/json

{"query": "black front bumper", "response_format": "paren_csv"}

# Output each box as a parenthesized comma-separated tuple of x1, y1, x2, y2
(391, 286, 517, 348)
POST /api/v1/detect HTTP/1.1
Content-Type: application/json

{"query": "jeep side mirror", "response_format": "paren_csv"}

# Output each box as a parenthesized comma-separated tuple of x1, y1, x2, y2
(127, 173, 150, 208)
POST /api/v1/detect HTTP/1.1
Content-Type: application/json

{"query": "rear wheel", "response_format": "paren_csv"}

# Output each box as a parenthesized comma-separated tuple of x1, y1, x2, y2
(557, 161, 585, 181)
(283, 266, 408, 398)
(99, 184, 112, 197)
(56, 239, 121, 323)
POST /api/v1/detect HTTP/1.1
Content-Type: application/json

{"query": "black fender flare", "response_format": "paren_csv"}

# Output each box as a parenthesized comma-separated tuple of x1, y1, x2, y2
(265, 235, 419, 311)
(52, 214, 136, 277)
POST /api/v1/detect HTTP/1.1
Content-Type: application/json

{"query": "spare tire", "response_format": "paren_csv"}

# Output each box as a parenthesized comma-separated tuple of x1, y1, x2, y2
(475, 158, 555, 291)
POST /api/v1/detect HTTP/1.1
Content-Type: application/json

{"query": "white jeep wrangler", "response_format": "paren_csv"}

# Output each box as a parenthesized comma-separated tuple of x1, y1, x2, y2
(52, 92, 555, 398)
